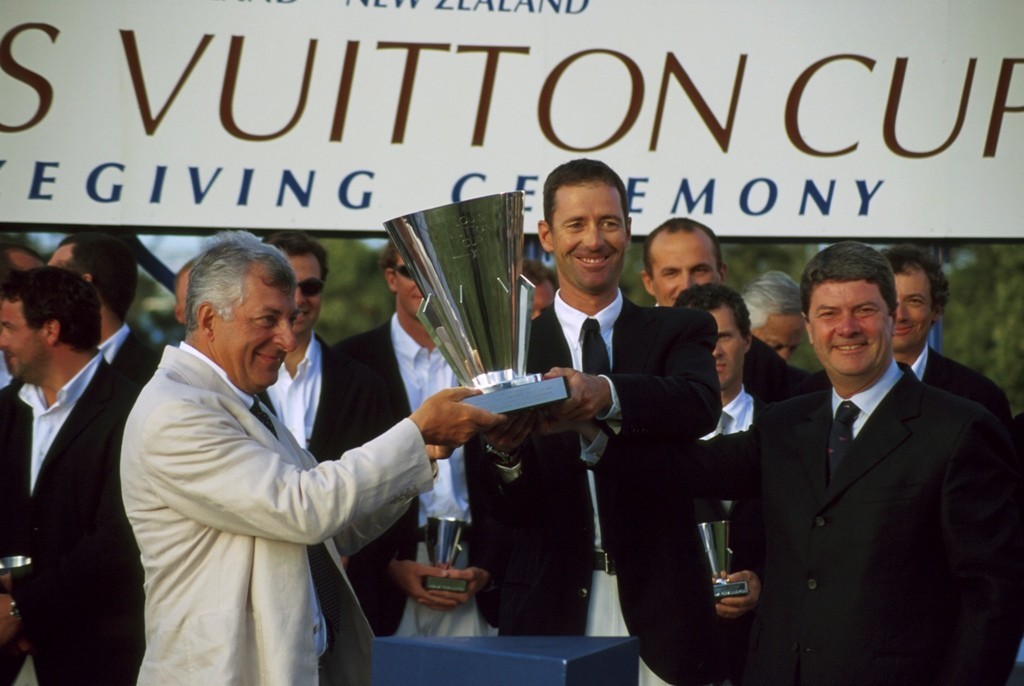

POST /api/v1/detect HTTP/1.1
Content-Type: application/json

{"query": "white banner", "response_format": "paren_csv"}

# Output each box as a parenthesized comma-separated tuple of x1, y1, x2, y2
(2, 0, 1022, 238)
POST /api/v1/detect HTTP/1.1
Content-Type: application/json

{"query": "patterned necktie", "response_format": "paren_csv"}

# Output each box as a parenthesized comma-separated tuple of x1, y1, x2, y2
(249, 398, 278, 438)
(827, 400, 860, 480)
(249, 397, 344, 649)
(581, 318, 610, 375)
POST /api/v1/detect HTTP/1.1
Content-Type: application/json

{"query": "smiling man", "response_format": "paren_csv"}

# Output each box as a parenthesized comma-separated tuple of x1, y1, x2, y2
(682, 241, 1023, 686)
(120, 231, 504, 685)
(474, 159, 724, 686)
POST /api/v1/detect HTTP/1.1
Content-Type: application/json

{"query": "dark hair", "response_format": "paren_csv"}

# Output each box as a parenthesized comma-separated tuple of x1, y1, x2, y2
(1, 267, 101, 351)
(263, 231, 329, 281)
(56, 233, 137, 321)
(800, 241, 897, 315)
(0, 242, 44, 283)
(522, 258, 556, 287)
(378, 242, 400, 271)
(881, 244, 949, 312)
(642, 218, 722, 275)
(542, 158, 628, 225)
(674, 282, 751, 338)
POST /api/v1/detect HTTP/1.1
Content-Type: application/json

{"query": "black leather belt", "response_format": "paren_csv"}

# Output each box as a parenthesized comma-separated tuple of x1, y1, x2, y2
(594, 550, 616, 575)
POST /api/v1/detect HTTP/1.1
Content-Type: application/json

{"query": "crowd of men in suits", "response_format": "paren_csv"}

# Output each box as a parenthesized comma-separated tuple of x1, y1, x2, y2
(0, 156, 1022, 686)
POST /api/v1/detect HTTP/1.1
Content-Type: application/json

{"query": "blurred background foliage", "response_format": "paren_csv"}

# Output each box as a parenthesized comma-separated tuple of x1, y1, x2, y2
(3, 231, 1022, 414)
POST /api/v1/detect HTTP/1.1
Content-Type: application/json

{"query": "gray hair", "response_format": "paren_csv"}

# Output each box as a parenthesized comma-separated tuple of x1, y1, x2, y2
(184, 231, 296, 334)
(743, 270, 802, 329)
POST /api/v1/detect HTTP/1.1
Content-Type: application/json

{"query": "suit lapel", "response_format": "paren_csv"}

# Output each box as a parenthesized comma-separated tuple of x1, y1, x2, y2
(528, 306, 571, 373)
(797, 401, 832, 505)
(35, 362, 113, 491)
(822, 373, 919, 506)
(611, 299, 650, 373)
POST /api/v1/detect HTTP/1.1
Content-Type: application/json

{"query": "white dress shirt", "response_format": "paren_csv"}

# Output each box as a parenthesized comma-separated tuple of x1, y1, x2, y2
(832, 359, 904, 439)
(19, 351, 103, 493)
(390, 314, 471, 525)
(266, 337, 323, 448)
(98, 322, 130, 364)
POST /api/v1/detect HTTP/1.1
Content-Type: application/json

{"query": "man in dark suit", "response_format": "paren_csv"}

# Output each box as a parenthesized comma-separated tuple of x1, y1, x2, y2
(261, 231, 393, 458)
(0, 242, 44, 389)
(0, 267, 145, 685)
(795, 244, 1014, 433)
(680, 242, 1023, 685)
(640, 218, 803, 402)
(676, 283, 766, 686)
(338, 242, 506, 638)
(475, 159, 723, 685)
(48, 232, 160, 386)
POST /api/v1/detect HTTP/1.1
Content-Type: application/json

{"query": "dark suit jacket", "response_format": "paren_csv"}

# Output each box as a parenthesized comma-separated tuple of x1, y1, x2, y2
(693, 395, 767, 686)
(0, 362, 145, 686)
(478, 299, 724, 686)
(689, 370, 1024, 686)
(110, 328, 161, 387)
(337, 323, 507, 635)
(743, 336, 800, 403)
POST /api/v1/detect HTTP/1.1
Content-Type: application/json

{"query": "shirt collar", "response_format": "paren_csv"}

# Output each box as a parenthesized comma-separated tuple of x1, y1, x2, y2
(722, 386, 754, 431)
(99, 323, 131, 365)
(390, 313, 431, 366)
(19, 351, 103, 412)
(909, 344, 929, 380)
(180, 341, 256, 409)
(831, 359, 903, 429)
(553, 289, 623, 343)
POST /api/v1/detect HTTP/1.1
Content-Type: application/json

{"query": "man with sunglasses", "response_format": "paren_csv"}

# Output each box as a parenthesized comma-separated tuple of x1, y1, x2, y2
(261, 232, 394, 463)
(339, 243, 507, 640)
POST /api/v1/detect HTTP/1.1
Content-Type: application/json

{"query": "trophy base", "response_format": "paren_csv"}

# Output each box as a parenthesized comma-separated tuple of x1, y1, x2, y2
(424, 575, 469, 593)
(712, 580, 749, 598)
(463, 376, 569, 414)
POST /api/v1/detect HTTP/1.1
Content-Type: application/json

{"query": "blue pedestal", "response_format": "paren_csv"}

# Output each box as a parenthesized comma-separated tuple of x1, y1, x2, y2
(372, 636, 639, 686)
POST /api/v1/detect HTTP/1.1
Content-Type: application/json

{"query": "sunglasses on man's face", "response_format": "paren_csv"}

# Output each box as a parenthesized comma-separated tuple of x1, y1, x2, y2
(393, 264, 414, 280)
(297, 278, 324, 297)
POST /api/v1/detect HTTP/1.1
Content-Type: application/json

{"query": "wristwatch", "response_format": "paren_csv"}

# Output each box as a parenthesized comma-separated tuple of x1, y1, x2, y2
(483, 442, 520, 468)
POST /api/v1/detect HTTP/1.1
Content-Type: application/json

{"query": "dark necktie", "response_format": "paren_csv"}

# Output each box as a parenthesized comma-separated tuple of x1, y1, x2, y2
(249, 397, 344, 649)
(249, 398, 278, 438)
(827, 400, 860, 480)
(581, 318, 610, 375)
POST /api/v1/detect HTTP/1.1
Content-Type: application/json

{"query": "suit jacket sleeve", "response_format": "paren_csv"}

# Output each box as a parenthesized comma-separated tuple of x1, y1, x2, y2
(132, 394, 432, 549)
(610, 305, 721, 442)
(935, 411, 1024, 685)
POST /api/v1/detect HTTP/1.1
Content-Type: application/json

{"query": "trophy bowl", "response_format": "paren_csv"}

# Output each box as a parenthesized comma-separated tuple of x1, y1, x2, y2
(384, 191, 568, 414)
(0, 555, 32, 574)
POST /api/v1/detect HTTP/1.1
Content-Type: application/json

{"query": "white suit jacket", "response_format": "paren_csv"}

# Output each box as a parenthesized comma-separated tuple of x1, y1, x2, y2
(121, 346, 434, 685)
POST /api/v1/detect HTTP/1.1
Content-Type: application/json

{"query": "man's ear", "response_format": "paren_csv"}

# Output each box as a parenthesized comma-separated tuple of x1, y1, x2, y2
(40, 319, 61, 346)
(538, 221, 555, 254)
(196, 303, 217, 340)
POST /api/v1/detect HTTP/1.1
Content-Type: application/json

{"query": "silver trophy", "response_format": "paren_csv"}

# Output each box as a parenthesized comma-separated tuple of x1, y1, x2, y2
(424, 517, 469, 593)
(383, 191, 568, 414)
(698, 521, 749, 598)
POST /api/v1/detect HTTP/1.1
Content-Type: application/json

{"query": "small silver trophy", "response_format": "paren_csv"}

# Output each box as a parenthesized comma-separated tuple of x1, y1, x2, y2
(383, 192, 569, 414)
(698, 521, 749, 598)
(0, 555, 32, 575)
(424, 517, 469, 593)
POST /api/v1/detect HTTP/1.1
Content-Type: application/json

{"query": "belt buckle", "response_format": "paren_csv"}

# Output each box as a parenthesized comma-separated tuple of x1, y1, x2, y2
(595, 550, 616, 575)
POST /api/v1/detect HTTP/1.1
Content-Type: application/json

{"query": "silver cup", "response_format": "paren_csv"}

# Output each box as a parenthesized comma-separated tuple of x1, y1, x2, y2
(424, 517, 468, 593)
(698, 521, 749, 598)
(0, 555, 32, 574)
(384, 192, 568, 414)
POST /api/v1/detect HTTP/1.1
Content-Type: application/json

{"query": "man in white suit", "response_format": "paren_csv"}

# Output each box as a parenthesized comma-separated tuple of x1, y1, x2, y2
(121, 231, 503, 686)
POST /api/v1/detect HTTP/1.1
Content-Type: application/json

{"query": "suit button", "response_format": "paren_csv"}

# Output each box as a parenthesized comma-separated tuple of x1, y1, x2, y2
(807, 578, 818, 590)
(578, 588, 588, 598)
(814, 516, 826, 527)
